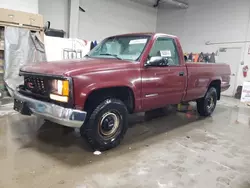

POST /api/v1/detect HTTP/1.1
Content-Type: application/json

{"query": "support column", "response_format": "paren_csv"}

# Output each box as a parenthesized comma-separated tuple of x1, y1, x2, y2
(69, 0, 79, 38)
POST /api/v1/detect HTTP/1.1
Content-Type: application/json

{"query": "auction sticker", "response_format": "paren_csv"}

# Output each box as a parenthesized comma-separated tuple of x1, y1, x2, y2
(160, 50, 171, 57)
(129, 39, 147, 44)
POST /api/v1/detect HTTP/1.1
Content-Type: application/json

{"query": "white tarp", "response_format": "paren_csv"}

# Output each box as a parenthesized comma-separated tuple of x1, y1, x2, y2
(44, 36, 91, 61)
(4, 27, 46, 96)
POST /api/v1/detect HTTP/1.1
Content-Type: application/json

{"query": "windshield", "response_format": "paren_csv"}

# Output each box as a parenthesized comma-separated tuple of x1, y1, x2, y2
(87, 35, 150, 61)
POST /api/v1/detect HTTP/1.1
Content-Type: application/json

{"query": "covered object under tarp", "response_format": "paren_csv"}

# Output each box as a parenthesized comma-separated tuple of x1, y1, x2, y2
(4, 27, 46, 96)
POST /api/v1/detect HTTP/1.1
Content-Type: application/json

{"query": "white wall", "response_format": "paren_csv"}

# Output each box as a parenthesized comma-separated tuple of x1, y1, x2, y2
(156, 0, 250, 89)
(157, 0, 250, 52)
(38, 0, 157, 40)
(78, 0, 158, 41)
(0, 0, 38, 13)
(38, 0, 69, 35)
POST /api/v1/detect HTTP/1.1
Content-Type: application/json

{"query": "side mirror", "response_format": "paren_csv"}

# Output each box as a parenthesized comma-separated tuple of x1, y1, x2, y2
(145, 56, 167, 67)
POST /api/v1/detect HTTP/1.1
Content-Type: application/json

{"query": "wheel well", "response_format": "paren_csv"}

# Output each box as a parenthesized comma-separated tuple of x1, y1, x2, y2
(209, 80, 221, 100)
(84, 87, 135, 114)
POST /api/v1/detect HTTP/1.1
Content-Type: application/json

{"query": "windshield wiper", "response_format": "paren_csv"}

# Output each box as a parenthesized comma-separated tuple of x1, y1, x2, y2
(99, 53, 122, 60)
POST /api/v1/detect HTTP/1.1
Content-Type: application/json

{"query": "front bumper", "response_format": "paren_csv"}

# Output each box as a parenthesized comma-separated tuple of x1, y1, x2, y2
(13, 91, 87, 128)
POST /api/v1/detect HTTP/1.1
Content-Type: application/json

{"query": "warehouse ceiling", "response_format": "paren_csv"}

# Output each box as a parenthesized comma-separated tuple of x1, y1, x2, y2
(130, 0, 189, 8)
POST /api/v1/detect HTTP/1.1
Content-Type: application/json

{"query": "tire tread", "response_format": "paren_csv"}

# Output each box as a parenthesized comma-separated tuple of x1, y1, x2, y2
(197, 87, 217, 117)
(81, 98, 128, 151)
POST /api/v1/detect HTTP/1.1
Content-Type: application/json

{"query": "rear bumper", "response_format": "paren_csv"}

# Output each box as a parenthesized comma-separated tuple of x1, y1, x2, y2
(221, 82, 230, 92)
(13, 91, 87, 128)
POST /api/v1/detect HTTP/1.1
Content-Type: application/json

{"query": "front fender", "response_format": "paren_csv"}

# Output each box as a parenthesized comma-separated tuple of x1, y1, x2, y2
(74, 80, 138, 110)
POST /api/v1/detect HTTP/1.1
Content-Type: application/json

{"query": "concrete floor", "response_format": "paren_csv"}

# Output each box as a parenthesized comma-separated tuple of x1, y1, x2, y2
(0, 97, 250, 188)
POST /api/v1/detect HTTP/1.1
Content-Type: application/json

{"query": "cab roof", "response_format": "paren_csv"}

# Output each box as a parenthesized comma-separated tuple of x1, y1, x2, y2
(108, 32, 177, 39)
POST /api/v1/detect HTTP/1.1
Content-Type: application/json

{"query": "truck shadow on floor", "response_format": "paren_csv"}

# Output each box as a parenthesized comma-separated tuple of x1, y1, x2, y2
(7, 105, 229, 167)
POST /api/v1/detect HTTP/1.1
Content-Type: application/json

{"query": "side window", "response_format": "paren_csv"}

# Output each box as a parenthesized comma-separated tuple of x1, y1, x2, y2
(149, 37, 179, 66)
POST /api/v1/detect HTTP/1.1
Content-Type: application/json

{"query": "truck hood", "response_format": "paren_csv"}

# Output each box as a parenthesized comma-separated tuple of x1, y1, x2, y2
(20, 58, 137, 76)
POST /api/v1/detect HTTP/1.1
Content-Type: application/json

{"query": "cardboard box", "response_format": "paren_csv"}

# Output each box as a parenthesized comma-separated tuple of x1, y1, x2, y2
(0, 8, 43, 28)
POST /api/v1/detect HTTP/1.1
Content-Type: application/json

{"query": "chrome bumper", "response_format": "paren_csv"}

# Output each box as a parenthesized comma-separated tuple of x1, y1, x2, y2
(13, 91, 87, 128)
(221, 82, 230, 92)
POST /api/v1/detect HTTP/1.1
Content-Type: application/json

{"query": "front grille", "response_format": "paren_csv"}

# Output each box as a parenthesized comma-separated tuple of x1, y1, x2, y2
(18, 72, 73, 108)
(24, 76, 50, 96)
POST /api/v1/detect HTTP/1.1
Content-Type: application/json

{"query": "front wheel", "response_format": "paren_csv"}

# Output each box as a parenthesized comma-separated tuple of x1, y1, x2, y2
(197, 87, 217, 117)
(81, 98, 128, 151)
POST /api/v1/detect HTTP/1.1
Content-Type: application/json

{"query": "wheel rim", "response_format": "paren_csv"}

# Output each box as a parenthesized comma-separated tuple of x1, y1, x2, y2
(207, 96, 215, 110)
(98, 111, 121, 138)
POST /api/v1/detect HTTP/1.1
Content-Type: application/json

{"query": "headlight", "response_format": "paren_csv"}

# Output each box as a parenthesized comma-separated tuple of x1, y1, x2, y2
(50, 79, 69, 102)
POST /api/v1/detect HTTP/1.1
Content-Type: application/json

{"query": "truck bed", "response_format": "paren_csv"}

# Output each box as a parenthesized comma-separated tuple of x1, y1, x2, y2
(183, 62, 231, 101)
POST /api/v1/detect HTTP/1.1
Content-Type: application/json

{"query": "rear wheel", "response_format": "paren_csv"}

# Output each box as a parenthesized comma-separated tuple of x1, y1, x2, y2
(197, 87, 217, 117)
(80, 98, 128, 151)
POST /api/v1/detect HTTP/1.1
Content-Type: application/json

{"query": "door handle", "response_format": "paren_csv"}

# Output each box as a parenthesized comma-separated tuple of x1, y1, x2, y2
(179, 71, 185, 76)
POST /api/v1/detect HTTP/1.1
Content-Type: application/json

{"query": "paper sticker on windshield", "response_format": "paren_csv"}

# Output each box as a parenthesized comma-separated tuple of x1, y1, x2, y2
(129, 39, 147, 44)
(160, 50, 171, 57)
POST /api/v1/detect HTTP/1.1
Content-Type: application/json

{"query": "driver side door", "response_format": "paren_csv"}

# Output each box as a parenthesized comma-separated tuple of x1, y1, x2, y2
(141, 37, 187, 111)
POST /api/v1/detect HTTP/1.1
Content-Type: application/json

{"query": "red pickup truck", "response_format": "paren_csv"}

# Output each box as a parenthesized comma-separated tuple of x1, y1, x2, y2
(13, 33, 231, 150)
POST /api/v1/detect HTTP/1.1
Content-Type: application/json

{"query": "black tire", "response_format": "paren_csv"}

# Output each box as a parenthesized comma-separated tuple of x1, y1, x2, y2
(197, 87, 217, 117)
(81, 98, 128, 151)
